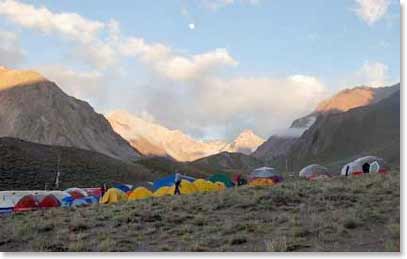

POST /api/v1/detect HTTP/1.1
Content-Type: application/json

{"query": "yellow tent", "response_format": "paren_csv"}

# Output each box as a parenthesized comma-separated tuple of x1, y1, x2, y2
(153, 186, 172, 197)
(249, 178, 275, 187)
(168, 180, 198, 195)
(193, 179, 218, 192)
(128, 187, 153, 201)
(100, 188, 128, 204)
(214, 182, 226, 191)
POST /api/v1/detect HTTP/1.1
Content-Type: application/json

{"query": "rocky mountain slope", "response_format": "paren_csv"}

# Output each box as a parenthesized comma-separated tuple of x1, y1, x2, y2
(285, 89, 400, 171)
(252, 136, 298, 162)
(253, 84, 400, 162)
(107, 110, 264, 161)
(0, 137, 157, 191)
(0, 67, 139, 161)
(315, 85, 399, 113)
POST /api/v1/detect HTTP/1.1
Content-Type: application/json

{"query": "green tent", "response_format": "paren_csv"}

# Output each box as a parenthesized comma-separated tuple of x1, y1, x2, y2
(208, 174, 234, 188)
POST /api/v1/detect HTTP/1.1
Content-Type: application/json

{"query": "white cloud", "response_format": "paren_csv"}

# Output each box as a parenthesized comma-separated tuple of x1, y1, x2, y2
(0, 0, 328, 140)
(273, 128, 308, 138)
(200, 0, 260, 10)
(0, 1, 236, 77)
(199, 76, 326, 120)
(0, 29, 24, 66)
(135, 75, 328, 139)
(153, 49, 238, 81)
(0, 0, 104, 43)
(120, 38, 237, 81)
(72, 41, 117, 70)
(354, 0, 390, 25)
(0, 0, 119, 69)
(335, 61, 395, 91)
(37, 65, 108, 106)
(355, 61, 390, 87)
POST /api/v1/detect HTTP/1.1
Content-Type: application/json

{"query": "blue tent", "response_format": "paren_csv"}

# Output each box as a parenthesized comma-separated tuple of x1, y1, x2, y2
(152, 174, 195, 191)
(60, 196, 74, 208)
(83, 196, 99, 204)
(152, 175, 175, 191)
(0, 207, 13, 215)
(71, 196, 99, 207)
(71, 198, 89, 207)
(112, 183, 133, 193)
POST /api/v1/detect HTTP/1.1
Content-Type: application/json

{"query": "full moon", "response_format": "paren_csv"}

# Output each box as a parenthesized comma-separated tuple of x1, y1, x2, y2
(188, 23, 195, 30)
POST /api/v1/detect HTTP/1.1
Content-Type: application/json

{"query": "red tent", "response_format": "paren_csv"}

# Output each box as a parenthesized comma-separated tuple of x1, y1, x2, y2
(83, 187, 102, 198)
(67, 190, 85, 200)
(39, 194, 60, 208)
(14, 194, 39, 212)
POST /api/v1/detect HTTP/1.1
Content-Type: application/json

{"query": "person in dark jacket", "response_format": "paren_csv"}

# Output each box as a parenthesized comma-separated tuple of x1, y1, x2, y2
(234, 175, 247, 186)
(345, 165, 350, 176)
(101, 184, 106, 197)
(174, 173, 182, 195)
(362, 163, 370, 174)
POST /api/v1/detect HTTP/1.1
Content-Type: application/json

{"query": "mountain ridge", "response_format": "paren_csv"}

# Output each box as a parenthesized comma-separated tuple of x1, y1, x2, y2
(253, 83, 400, 162)
(107, 110, 264, 161)
(285, 88, 400, 170)
(0, 68, 140, 161)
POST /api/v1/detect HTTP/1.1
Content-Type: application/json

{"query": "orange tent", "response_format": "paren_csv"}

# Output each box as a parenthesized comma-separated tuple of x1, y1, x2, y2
(249, 178, 275, 186)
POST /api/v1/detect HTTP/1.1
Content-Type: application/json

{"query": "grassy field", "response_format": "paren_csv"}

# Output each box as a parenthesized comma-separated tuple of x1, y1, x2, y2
(0, 171, 400, 252)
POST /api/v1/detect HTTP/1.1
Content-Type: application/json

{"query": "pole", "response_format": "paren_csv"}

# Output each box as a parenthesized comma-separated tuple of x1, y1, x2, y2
(285, 159, 288, 172)
(55, 153, 61, 189)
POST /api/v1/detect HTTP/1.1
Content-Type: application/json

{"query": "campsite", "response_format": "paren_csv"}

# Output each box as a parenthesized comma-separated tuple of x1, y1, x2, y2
(0, 0, 401, 254)
(0, 155, 400, 252)
(0, 168, 399, 252)
(0, 156, 391, 213)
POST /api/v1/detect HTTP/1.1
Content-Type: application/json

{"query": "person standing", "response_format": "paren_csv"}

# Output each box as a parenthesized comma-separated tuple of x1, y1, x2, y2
(101, 184, 106, 197)
(362, 163, 370, 174)
(174, 173, 182, 195)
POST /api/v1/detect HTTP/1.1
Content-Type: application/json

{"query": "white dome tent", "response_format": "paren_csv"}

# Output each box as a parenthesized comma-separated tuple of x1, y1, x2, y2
(341, 156, 388, 176)
(299, 164, 330, 180)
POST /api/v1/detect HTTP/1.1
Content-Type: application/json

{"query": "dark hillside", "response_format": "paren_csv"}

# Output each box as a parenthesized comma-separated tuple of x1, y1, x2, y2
(136, 151, 267, 179)
(0, 137, 159, 191)
(285, 90, 400, 171)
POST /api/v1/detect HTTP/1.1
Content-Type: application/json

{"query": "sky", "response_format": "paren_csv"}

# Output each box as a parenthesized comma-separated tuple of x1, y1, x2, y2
(0, 0, 401, 140)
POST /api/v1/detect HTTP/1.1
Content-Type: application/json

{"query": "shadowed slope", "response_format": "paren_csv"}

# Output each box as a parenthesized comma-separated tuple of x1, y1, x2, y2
(0, 68, 140, 161)
(0, 137, 158, 191)
(285, 89, 400, 171)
